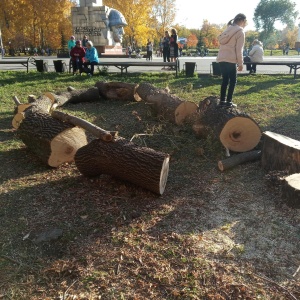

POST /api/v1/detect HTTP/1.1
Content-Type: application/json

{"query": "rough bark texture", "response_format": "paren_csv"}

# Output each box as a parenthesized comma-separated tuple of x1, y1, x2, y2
(282, 173, 300, 208)
(194, 96, 261, 152)
(75, 137, 170, 195)
(261, 131, 300, 173)
(136, 82, 198, 125)
(17, 110, 87, 167)
(218, 150, 261, 171)
(95, 81, 141, 102)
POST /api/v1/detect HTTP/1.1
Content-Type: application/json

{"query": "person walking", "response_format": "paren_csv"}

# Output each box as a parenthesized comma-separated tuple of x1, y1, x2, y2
(162, 31, 170, 69)
(217, 13, 247, 108)
(146, 39, 153, 61)
(70, 40, 86, 75)
(83, 40, 99, 76)
(248, 39, 264, 74)
(68, 36, 76, 56)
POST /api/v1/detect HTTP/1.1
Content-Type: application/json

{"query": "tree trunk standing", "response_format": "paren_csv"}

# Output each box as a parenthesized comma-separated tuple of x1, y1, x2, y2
(17, 110, 87, 167)
(75, 137, 170, 195)
(94, 81, 141, 102)
(261, 131, 300, 173)
(282, 173, 300, 208)
(136, 83, 198, 125)
(194, 96, 261, 152)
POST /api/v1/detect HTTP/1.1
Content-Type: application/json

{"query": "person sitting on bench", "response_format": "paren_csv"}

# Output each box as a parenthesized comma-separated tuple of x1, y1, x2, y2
(70, 40, 86, 75)
(247, 39, 264, 74)
(83, 41, 99, 76)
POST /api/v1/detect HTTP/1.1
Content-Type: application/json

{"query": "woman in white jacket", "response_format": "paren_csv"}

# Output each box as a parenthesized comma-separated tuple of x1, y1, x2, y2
(248, 40, 264, 74)
(217, 13, 247, 108)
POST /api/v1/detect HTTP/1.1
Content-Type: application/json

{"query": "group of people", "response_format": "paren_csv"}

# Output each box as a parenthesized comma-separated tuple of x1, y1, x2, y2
(217, 13, 264, 108)
(161, 29, 179, 69)
(67, 35, 99, 76)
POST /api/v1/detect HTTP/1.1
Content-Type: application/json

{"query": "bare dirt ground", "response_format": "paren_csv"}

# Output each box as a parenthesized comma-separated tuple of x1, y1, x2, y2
(0, 89, 299, 299)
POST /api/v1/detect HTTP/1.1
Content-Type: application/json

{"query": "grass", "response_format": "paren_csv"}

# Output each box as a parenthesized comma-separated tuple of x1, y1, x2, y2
(0, 70, 300, 299)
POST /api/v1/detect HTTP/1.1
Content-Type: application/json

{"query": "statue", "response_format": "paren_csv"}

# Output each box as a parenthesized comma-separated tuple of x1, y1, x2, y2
(108, 9, 127, 43)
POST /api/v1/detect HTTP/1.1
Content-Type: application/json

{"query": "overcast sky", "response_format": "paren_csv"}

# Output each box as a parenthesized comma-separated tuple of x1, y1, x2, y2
(174, 0, 300, 31)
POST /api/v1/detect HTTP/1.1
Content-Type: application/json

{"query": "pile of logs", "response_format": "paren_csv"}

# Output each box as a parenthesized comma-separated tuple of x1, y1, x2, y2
(11, 81, 299, 203)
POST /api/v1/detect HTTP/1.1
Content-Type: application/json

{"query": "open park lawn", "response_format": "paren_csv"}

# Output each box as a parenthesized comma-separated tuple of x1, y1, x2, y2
(0, 71, 299, 299)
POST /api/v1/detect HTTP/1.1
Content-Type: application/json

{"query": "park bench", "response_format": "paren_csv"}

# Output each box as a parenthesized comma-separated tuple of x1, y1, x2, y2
(244, 60, 300, 79)
(68, 59, 179, 76)
(0, 56, 37, 72)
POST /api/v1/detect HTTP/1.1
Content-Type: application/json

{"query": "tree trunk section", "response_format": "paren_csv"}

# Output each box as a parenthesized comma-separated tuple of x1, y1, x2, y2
(261, 131, 300, 173)
(95, 81, 141, 102)
(194, 96, 261, 152)
(75, 137, 170, 195)
(218, 150, 261, 171)
(136, 82, 198, 125)
(17, 110, 87, 167)
(282, 173, 300, 208)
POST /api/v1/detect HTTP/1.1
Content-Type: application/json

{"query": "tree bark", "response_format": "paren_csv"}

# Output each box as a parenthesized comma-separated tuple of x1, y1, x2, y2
(17, 110, 87, 167)
(136, 82, 198, 125)
(261, 131, 300, 173)
(194, 96, 261, 152)
(218, 150, 261, 171)
(94, 81, 141, 102)
(282, 173, 300, 208)
(75, 137, 170, 195)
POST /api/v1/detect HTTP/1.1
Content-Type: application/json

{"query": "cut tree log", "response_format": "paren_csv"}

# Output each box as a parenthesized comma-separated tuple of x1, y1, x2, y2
(261, 131, 300, 173)
(282, 173, 300, 208)
(94, 81, 141, 102)
(46, 87, 101, 106)
(51, 110, 118, 142)
(194, 96, 261, 152)
(17, 110, 87, 167)
(218, 150, 261, 171)
(75, 137, 170, 195)
(136, 82, 198, 125)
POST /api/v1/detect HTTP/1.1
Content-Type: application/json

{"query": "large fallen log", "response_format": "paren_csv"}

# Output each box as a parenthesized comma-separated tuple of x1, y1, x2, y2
(94, 81, 141, 102)
(75, 137, 170, 195)
(45, 87, 101, 106)
(261, 131, 300, 173)
(136, 82, 198, 125)
(282, 173, 300, 208)
(193, 96, 261, 152)
(218, 150, 261, 171)
(17, 110, 87, 167)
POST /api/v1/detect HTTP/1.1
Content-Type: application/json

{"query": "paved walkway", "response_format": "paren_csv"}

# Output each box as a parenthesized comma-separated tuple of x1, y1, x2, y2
(0, 55, 299, 75)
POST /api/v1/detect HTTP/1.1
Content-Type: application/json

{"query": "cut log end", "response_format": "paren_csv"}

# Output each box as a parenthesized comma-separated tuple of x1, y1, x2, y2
(159, 156, 170, 195)
(175, 102, 198, 125)
(220, 117, 261, 152)
(282, 173, 300, 208)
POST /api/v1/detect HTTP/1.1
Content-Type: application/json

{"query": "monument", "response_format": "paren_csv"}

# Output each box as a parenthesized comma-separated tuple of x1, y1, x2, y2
(71, 0, 127, 54)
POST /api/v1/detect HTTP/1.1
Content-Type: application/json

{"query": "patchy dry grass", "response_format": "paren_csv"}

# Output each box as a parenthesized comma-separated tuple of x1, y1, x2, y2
(0, 71, 299, 299)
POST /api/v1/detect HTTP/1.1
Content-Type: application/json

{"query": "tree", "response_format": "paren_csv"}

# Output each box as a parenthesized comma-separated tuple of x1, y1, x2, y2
(254, 0, 298, 41)
(186, 33, 198, 49)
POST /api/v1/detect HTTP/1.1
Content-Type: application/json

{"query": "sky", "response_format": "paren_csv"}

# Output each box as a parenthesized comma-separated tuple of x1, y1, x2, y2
(174, 0, 300, 31)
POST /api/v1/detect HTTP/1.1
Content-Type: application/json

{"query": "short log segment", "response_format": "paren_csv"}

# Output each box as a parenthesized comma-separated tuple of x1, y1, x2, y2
(17, 110, 87, 167)
(75, 137, 170, 195)
(282, 173, 300, 208)
(136, 83, 198, 125)
(194, 96, 261, 152)
(218, 150, 261, 171)
(261, 131, 300, 173)
(51, 110, 117, 142)
(95, 81, 141, 102)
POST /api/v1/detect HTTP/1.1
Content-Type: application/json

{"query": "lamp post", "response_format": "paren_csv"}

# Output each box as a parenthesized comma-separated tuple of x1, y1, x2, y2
(0, 26, 3, 58)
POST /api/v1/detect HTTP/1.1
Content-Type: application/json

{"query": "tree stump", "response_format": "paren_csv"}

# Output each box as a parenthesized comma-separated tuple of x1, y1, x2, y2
(75, 137, 170, 195)
(261, 131, 300, 173)
(94, 81, 141, 102)
(135, 82, 198, 125)
(282, 173, 300, 208)
(194, 96, 261, 152)
(17, 110, 87, 167)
